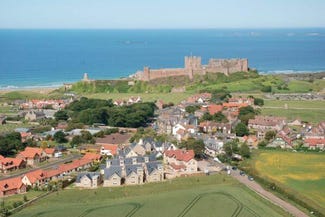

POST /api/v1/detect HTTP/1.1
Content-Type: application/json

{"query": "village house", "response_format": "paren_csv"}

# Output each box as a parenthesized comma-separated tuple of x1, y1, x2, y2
(164, 150, 197, 178)
(200, 104, 224, 115)
(22, 169, 48, 187)
(0, 177, 26, 197)
(75, 172, 102, 188)
(248, 116, 286, 139)
(127, 96, 142, 105)
(186, 93, 212, 104)
(100, 144, 118, 156)
(145, 162, 164, 183)
(24, 110, 46, 121)
(0, 156, 26, 174)
(102, 155, 161, 187)
(17, 147, 48, 166)
(103, 166, 122, 187)
(303, 138, 325, 150)
(199, 121, 232, 135)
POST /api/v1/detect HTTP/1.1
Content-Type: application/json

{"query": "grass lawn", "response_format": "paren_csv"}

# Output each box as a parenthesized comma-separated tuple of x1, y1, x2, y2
(2, 191, 44, 210)
(261, 100, 325, 123)
(12, 174, 289, 217)
(242, 150, 325, 215)
(82, 92, 191, 104)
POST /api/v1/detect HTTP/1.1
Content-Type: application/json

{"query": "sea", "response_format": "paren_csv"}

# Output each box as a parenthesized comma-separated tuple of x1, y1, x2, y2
(0, 28, 325, 89)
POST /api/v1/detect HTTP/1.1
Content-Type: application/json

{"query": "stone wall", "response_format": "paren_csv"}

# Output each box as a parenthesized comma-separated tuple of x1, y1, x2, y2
(137, 56, 248, 81)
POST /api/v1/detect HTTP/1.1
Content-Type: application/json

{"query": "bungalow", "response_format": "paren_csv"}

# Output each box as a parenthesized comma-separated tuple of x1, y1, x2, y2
(82, 153, 102, 162)
(22, 169, 48, 187)
(304, 138, 325, 150)
(0, 177, 27, 197)
(75, 172, 101, 188)
(44, 148, 56, 158)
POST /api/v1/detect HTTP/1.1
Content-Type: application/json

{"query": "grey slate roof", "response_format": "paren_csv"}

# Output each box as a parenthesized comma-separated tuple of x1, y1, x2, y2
(104, 166, 122, 179)
(76, 172, 100, 183)
(145, 162, 162, 175)
(125, 164, 142, 177)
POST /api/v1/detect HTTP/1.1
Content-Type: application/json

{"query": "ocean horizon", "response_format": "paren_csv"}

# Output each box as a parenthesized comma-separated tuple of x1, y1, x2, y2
(1, 28, 325, 89)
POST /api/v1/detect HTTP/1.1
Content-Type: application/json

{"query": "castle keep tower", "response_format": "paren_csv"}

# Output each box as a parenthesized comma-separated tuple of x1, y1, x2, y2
(185, 56, 202, 79)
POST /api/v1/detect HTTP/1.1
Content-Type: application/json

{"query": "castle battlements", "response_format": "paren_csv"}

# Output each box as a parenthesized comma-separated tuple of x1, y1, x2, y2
(134, 56, 248, 81)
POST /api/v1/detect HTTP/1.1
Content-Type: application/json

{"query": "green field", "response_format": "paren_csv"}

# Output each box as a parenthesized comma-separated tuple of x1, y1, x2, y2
(82, 92, 191, 104)
(261, 100, 325, 123)
(243, 150, 325, 215)
(12, 174, 289, 217)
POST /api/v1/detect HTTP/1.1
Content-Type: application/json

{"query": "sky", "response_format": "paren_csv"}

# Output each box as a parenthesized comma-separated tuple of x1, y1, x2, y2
(0, 0, 325, 29)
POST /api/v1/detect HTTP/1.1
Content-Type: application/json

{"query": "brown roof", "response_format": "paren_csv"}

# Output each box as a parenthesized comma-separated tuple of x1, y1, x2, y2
(95, 133, 131, 145)
(0, 177, 25, 192)
(164, 150, 195, 162)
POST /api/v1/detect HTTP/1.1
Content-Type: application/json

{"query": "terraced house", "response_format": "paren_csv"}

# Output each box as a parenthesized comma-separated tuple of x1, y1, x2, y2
(102, 155, 163, 187)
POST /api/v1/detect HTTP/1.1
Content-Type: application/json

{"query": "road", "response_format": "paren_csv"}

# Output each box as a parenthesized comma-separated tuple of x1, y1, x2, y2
(0, 154, 81, 181)
(208, 159, 308, 217)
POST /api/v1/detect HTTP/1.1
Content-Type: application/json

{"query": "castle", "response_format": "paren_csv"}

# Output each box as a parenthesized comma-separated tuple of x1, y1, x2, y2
(134, 56, 249, 81)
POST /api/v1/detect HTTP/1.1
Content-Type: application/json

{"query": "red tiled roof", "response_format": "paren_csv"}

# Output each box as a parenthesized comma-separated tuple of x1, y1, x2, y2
(82, 153, 101, 161)
(304, 138, 325, 146)
(24, 169, 47, 184)
(18, 147, 43, 159)
(164, 150, 195, 162)
(0, 177, 24, 192)
(45, 169, 61, 178)
(223, 102, 248, 108)
(44, 148, 55, 155)
(100, 144, 118, 155)
(201, 105, 223, 115)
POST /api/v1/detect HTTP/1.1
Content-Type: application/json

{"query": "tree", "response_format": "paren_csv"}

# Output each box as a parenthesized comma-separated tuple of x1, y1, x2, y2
(239, 143, 250, 158)
(254, 98, 264, 106)
(238, 106, 256, 125)
(54, 110, 69, 121)
(185, 105, 200, 114)
(265, 131, 276, 141)
(223, 140, 239, 158)
(261, 85, 272, 93)
(70, 135, 83, 147)
(235, 123, 249, 137)
(53, 131, 67, 143)
(179, 138, 205, 158)
(258, 140, 267, 148)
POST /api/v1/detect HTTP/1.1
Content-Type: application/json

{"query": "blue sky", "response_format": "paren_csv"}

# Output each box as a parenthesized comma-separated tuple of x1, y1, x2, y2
(0, 0, 324, 29)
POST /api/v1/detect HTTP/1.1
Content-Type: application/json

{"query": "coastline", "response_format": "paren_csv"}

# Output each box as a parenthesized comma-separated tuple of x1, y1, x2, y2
(0, 70, 324, 94)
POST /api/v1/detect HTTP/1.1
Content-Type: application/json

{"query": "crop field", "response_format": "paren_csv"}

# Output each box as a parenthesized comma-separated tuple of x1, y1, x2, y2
(244, 150, 325, 215)
(261, 100, 325, 123)
(12, 174, 289, 217)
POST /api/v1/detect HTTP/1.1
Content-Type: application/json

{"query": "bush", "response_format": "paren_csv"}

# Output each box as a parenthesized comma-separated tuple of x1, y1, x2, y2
(12, 201, 23, 208)
(261, 85, 272, 93)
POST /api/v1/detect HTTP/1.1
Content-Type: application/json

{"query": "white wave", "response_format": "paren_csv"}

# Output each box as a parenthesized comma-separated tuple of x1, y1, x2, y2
(260, 69, 325, 75)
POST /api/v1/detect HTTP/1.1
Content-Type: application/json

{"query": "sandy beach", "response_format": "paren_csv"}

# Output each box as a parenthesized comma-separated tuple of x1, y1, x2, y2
(0, 87, 59, 95)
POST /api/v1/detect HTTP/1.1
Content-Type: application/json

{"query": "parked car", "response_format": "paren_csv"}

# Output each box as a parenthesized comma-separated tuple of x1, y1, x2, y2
(232, 166, 237, 170)
(239, 171, 245, 176)
(248, 176, 254, 181)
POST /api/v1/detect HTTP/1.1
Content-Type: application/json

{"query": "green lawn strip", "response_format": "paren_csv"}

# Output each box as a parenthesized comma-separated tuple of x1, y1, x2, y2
(12, 174, 289, 217)
(83, 93, 191, 104)
(260, 108, 325, 123)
